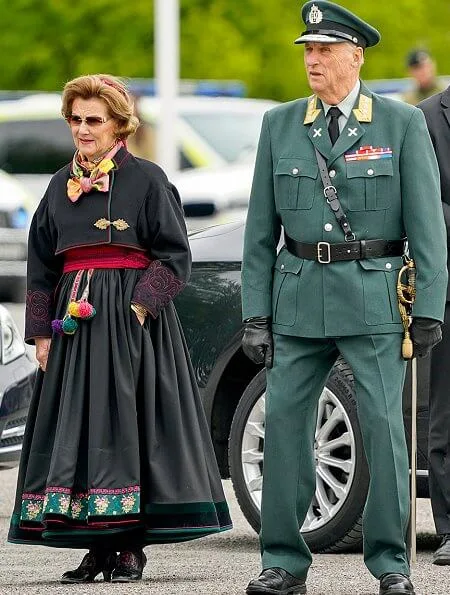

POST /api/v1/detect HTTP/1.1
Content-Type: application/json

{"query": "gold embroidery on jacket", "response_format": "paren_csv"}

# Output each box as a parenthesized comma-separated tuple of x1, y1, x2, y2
(353, 94, 372, 122)
(303, 93, 373, 124)
(304, 95, 322, 124)
(94, 218, 130, 231)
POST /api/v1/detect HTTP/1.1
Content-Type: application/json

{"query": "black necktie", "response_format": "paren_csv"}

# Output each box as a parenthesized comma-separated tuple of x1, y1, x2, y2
(328, 106, 341, 145)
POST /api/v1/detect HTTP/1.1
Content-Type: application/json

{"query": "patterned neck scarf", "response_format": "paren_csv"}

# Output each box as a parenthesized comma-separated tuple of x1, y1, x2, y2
(67, 141, 123, 202)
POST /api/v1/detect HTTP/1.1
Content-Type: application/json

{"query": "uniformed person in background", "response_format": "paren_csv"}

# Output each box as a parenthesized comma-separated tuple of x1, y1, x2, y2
(402, 49, 444, 105)
(418, 86, 450, 566)
(241, 2, 447, 594)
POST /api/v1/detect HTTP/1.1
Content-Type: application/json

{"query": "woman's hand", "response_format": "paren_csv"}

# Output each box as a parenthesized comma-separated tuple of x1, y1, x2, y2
(131, 303, 147, 327)
(135, 311, 146, 326)
(35, 337, 52, 372)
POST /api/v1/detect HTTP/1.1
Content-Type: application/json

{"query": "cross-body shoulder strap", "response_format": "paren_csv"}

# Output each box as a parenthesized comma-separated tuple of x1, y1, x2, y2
(314, 148, 356, 242)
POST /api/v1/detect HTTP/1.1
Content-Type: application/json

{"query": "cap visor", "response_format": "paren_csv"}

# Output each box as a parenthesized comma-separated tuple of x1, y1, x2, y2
(294, 33, 342, 44)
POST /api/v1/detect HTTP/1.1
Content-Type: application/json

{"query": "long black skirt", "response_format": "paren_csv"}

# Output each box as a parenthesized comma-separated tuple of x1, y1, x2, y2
(8, 269, 232, 549)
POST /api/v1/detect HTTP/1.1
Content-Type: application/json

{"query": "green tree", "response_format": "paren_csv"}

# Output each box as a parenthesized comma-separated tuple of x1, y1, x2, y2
(0, 0, 450, 101)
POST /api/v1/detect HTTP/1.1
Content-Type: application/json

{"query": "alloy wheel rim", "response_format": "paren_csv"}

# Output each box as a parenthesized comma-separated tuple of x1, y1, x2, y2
(240, 386, 357, 532)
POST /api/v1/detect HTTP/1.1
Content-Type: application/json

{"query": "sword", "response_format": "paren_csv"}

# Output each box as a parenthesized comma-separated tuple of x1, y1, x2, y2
(397, 258, 417, 564)
(409, 356, 418, 564)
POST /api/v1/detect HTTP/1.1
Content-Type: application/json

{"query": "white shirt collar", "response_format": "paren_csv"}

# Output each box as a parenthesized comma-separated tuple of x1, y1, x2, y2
(322, 80, 361, 120)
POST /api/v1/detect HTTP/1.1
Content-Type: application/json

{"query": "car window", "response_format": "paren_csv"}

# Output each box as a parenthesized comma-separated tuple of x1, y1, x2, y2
(0, 117, 195, 174)
(0, 119, 74, 174)
(181, 112, 263, 163)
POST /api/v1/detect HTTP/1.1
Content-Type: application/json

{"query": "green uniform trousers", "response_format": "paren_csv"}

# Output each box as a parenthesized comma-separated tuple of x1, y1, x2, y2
(261, 332, 410, 579)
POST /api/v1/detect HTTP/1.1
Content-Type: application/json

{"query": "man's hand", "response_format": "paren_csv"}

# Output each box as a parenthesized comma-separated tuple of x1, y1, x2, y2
(35, 337, 52, 371)
(242, 316, 273, 369)
(410, 317, 442, 358)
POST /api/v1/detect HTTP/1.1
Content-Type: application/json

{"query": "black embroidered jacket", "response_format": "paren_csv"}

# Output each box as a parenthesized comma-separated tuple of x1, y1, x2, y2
(25, 147, 191, 344)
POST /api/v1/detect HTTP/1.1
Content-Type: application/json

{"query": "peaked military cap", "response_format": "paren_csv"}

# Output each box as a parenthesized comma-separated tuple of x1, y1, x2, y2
(295, 1, 381, 49)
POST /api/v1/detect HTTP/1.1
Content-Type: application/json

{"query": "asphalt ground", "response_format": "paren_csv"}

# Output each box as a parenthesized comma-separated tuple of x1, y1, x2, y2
(0, 467, 448, 595)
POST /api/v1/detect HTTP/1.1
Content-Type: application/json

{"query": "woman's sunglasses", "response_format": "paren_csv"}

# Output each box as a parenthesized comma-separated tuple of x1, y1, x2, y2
(66, 115, 110, 128)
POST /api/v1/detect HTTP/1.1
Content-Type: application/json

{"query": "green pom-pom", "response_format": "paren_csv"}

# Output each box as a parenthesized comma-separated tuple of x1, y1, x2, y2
(62, 316, 78, 335)
(86, 306, 96, 320)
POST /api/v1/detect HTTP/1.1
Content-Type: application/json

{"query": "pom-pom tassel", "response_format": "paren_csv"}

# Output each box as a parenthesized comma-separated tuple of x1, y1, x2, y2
(68, 299, 96, 320)
(51, 319, 65, 335)
(51, 315, 79, 336)
(52, 269, 96, 337)
(62, 316, 78, 335)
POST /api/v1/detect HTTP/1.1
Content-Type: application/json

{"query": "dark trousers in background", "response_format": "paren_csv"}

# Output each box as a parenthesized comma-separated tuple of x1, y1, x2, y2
(429, 301, 450, 536)
(260, 332, 410, 580)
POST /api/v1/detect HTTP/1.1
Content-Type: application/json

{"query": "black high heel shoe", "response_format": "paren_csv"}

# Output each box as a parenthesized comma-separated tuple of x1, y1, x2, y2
(111, 549, 147, 582)
(60, 550, 117, 584)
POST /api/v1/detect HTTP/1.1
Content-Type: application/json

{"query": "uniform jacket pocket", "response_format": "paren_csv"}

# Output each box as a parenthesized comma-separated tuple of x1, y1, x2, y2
(346, 159, 393, 211)
(357, 256, 403, 325)
(275, 158, 318, 210)
(272, 248, 304, 326)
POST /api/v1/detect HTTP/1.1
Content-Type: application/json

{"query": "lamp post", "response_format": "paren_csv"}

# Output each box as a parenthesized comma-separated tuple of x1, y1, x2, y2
(154, 0, 179, 179)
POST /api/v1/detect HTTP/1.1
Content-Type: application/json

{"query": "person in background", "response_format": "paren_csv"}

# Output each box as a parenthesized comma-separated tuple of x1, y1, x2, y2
(418, 86, 450, 566)
(7, 74, 231, 584)
(241, 2, 447, 594)
(402, 49, 444, 105)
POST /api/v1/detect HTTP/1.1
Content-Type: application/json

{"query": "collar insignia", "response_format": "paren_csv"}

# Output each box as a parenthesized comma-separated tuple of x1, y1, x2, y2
(352, 94, 372, 122)
(308, 4, 323, 24)
(304, 95, 322, 124)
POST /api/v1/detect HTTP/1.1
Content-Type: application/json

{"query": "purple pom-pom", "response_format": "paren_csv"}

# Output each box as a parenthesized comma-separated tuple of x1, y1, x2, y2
(51, 319, 64, 335)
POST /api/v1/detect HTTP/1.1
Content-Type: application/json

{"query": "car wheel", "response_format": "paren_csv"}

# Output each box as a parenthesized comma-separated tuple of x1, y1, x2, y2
(228, 358, 369, 553)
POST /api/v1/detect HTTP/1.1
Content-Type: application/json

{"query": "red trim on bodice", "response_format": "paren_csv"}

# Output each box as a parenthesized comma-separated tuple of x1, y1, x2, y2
(63, 245, 151, 273)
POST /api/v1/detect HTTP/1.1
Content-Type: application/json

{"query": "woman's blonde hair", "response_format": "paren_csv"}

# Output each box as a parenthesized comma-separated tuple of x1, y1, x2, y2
(61, 74, 139, 139)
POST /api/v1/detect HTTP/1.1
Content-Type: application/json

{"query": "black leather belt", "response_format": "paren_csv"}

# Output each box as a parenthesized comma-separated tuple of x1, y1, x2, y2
(285, 234, 405, 264)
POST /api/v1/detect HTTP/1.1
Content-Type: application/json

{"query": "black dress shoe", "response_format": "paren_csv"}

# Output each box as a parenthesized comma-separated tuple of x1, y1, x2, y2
(433, 534, 450, 565)
(379, 573, 415, 595)
(60, 550, 117, 584)
(111, 549, 147, 582)
(246, 567, 307, 594)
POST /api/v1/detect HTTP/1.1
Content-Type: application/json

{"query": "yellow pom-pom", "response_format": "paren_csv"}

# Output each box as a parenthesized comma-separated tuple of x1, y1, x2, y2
(67, 301, 80, 317)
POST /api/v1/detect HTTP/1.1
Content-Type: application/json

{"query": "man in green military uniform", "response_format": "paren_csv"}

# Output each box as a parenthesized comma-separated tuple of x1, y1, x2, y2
(241, 2, 447, 594)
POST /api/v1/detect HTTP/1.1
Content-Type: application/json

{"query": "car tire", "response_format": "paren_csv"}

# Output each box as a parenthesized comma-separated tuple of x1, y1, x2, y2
(228, 358, 369, 553)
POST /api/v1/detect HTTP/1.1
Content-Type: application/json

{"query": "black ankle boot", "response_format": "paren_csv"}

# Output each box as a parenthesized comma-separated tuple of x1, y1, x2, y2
(111, 549, 147, 582)
(60, 550, 117, 584)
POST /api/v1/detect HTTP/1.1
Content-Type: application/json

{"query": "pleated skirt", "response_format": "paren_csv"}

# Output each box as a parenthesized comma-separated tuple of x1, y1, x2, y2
(8, 268, 232, 549)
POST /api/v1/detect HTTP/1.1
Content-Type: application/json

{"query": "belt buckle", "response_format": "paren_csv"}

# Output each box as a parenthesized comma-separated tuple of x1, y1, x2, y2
(317, 241, 331, 264)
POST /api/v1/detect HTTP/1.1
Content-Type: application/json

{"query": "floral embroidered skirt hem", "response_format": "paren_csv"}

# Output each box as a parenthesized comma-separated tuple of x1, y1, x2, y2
(8, 269, 232, 549)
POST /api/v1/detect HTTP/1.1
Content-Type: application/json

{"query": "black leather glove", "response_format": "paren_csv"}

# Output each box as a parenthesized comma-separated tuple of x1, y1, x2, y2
(410, 317, 442, 358)
(242, 316, 273, 369)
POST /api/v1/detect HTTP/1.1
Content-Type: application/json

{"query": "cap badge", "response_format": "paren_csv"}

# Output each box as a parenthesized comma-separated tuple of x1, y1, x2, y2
(308, 4, 323, 24)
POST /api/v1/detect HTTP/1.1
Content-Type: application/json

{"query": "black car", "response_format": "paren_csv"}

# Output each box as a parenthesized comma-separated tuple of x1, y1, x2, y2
(0, 304, 35, 467)
(174, 219, 431, 553)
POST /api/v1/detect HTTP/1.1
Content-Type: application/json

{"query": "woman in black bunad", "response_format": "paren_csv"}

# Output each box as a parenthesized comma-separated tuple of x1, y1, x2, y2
(8, 74, 232, 584)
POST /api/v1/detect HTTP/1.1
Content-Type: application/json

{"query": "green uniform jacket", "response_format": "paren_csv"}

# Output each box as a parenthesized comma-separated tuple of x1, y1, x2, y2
(242, 82, 448, 337)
